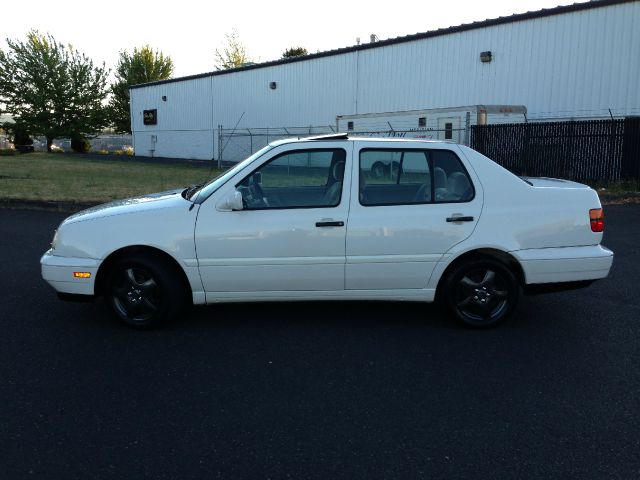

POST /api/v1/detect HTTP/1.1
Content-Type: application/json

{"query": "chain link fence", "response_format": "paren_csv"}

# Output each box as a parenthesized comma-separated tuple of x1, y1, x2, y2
(218, 120, 640, 187)
(217, 126, 335, 165)
(217, 125, 468, 164)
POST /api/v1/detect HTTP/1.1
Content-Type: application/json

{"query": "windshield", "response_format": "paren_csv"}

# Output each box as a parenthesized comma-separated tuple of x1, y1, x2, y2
(190, 145, 274, 203)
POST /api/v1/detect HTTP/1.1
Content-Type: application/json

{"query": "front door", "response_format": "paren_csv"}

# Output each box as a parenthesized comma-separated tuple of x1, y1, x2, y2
(195, 142, 352, 295)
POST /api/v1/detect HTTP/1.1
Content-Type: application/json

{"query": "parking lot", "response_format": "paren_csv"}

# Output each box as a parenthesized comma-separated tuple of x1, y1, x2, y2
(1, 205, 639, 479)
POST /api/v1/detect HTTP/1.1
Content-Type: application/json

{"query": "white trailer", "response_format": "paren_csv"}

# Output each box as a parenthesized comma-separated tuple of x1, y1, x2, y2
(336, 105, 527, 145)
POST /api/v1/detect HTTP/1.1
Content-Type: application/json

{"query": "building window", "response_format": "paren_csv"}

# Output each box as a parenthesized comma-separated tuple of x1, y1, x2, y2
(347, 121, 354, 131)
(444, 122, 453, 140)
(418, 117, 426, 127)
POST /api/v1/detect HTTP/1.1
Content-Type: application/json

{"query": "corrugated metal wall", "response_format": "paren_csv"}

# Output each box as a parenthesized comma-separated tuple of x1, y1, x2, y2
(354, 2, 639, 118)
(210, 54, 358, 127)
(130, 76, 214, 159)
(131, 1, 640, 160)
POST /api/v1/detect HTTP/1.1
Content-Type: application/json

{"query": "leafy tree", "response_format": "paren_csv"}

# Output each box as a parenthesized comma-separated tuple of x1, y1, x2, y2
(109, 46, 173, 133)
(214, 30, 250, 70)
(282, 47, 308, 58)
(0, 31, 109, 151)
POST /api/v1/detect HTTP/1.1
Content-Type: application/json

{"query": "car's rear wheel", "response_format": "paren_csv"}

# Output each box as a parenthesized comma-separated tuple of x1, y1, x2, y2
(106, 253, 186, 329)
(442, 258, 520, 328)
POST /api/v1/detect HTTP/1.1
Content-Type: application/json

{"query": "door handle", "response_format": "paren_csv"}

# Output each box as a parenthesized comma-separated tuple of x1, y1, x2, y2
(446, 216, 474, 222)
(315, 221, 344, 227)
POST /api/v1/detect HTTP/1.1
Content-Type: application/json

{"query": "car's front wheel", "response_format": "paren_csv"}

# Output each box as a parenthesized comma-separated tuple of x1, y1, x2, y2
(442, 258, 520, 328)
(106, 253, 187, 329)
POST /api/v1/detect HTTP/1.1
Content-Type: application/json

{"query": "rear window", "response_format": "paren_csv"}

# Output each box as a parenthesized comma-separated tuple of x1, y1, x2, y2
(359, 149, 474, 206)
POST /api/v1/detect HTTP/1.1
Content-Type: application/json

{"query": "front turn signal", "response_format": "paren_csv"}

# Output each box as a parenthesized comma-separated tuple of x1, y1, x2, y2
(589, 208, 604, 232)
(73, 272, 91, 278)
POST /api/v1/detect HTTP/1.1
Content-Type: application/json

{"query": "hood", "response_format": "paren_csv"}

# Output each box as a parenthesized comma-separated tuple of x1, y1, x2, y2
(63, 188, 189, 225)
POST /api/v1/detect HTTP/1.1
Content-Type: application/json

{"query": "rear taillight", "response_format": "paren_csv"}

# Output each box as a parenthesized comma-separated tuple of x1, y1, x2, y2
(589, 208, 604, 232)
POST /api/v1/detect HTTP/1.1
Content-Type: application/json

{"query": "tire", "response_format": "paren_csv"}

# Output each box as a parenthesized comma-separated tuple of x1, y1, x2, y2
(441, 258, 520, 328)
(105, 252, 187, 329)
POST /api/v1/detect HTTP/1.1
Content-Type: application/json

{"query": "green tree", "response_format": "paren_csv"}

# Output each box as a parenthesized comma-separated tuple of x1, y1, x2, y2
(0, 31, 109, 151)
(109, 46, 173, 133)
(214, 30, 250, 70)
(282, 47, 308, 58)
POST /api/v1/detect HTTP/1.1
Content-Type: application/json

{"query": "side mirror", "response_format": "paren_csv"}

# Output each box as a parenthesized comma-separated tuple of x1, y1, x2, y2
(216, 189, 244, 212)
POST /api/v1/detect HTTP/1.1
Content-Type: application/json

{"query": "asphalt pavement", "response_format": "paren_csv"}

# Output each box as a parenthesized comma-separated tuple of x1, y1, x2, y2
(1, 205, 639, 479)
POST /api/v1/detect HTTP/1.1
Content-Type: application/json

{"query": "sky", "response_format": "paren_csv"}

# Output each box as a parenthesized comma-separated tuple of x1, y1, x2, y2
(3, 0, 580, 79)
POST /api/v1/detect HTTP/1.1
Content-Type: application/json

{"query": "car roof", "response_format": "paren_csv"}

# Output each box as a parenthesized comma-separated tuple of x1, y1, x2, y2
(268, 134, 457, 148)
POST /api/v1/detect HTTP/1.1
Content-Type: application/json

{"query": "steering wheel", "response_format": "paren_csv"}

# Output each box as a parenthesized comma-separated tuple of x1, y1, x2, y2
(248, 179, 268, 208)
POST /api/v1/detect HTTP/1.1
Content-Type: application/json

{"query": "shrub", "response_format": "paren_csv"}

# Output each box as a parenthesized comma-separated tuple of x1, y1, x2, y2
(97, 149, 109, 155)
(71, 135, 91, 153)
(2, 121, 33, 147)
(0, 148, 16, 156)
(51, 145, 64, 153)
(14, 129, 33, 147)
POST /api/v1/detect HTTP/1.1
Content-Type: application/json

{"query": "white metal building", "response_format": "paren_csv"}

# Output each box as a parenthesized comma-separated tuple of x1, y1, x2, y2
(130, 0, 640, 160)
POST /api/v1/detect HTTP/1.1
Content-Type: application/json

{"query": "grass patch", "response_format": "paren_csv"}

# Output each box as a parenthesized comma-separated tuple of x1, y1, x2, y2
(2, 152, 638, 206)
(0, 153, 221, 203)
(587, 180, 640, 204)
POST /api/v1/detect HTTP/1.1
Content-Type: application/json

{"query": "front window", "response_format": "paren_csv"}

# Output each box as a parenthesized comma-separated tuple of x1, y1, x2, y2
(194, 144, 274, 202)
(237, 149, 346, 209)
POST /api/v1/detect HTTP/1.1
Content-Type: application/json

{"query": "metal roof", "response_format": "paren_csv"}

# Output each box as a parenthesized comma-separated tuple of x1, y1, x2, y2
(130, 0, 637, 90)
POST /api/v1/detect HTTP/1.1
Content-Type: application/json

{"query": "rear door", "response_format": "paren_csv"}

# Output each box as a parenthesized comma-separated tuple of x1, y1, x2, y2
(346, 142, 483, 290)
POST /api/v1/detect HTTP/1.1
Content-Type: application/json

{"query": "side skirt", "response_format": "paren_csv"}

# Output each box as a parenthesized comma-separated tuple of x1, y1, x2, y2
(202, 288, 436, 304)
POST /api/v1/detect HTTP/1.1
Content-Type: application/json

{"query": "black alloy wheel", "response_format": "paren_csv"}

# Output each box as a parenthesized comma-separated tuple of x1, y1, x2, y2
(106, 253, 187, 329)
(443, 258, 520, 328)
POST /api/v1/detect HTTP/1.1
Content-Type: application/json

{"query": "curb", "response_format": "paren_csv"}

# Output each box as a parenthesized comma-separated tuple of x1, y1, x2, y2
(72, 153, 238, 168)
(0, 199, 99, 213)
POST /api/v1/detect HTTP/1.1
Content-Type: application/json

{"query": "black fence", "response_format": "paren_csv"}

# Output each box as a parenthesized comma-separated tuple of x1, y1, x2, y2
(470, 118, 640, 184)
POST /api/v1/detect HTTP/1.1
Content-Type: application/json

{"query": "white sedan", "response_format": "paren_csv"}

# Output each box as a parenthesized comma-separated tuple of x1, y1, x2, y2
(41, 134, 613, 328)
